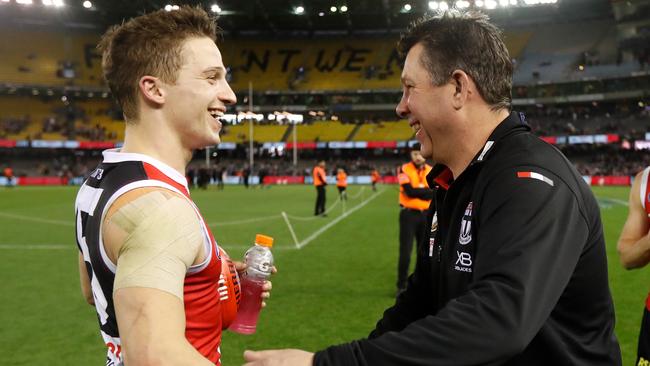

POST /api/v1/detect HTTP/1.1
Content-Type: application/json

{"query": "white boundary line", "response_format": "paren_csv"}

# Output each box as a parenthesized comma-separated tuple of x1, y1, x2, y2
(296, 188, 385, 249)
(0, 186, 386, 251)
(0, 244, 72, 250)
(281, 211, 300, 249)
(601, 198, 628, 206)
(0, 243, 298, 251)
(285, 198, 341, 221)
(208, 214, 281, 226)
(0, 212, 74, 226)
(348, 186, 366, 199)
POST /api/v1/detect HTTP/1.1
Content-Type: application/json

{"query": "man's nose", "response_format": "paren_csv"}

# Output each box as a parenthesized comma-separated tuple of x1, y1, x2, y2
(396, 95, 409, 118)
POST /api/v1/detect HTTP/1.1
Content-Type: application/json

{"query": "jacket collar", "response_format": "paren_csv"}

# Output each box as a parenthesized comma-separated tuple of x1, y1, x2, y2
(427, 111, 530, 190)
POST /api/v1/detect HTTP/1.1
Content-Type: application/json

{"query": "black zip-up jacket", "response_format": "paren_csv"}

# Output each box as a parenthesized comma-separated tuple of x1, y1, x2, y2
(314, 112, 621, 365)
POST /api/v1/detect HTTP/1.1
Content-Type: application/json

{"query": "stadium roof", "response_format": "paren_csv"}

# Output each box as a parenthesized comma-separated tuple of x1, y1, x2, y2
(0, 0, 612, 35)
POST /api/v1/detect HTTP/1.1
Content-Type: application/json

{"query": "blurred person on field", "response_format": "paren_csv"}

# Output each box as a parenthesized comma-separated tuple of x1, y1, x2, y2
(617, 166, 650, 365)
(370, 167, 380, 191)
(395, 145, 433, 296)
(313, 160, 327, 216)
(74, 6, 273, 366)
(3, 165, 14, 188)
(336, 168, 348, 201)
(244, 10, 620, 366)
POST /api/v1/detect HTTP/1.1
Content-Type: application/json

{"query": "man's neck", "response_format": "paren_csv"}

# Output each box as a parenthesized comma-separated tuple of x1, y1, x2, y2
(120, 118, 191, 176)
(447, 108, 510, 179)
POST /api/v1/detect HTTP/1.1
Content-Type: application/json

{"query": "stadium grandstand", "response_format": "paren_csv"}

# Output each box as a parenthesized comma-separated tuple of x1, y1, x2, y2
(1, 1, 650, 365)
(0, 0, 648, 188)
(1, 0, 648, 186)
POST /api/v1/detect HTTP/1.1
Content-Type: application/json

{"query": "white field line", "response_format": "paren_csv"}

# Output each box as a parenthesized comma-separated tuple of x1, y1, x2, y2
(0, 186, 385, 251)
(0, 211, 74, 226)
(0, 242, 297, 251)
(0, 244, 72, 250)
(296, 188, 385, 249)
(600, 198, 628, 206)
(285, 197, 341, 221)
(281, 211, 300, 248)
(208, 214, 282, 226)
(348, 186, 366, 199)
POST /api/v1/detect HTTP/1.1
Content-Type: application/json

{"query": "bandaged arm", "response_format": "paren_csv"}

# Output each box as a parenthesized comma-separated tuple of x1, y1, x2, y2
(104, 188, 214, 366)
(617, 170, 650, 269)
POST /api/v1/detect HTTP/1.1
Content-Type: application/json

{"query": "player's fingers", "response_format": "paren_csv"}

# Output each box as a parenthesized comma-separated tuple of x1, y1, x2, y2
(234, 261, 247, 272)
(271, 266, 278, 274)
(244, 349, 279, 361)
(262, 281, 272, 291)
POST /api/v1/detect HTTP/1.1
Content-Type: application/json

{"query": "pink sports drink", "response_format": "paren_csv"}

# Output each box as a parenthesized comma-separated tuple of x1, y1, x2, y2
(229, 234, 274, 334)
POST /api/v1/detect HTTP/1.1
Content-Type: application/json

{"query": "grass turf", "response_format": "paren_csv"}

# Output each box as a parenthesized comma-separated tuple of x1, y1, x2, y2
(0, 184, 646, 365)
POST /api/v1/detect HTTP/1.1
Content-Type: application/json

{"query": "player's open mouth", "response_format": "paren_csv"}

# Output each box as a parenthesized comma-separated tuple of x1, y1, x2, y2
(409, 120, 421, 133)
(208, 108, 224, 122)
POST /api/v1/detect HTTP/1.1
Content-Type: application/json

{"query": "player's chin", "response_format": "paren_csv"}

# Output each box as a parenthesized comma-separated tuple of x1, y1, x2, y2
(419, 142, 434, 159)
(205, 127, 221, 145)
(190, 133, 220, 149)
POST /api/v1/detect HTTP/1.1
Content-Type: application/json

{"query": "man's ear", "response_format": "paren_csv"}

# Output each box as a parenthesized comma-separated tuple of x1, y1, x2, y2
(450, 69, 471, 110)
(138, 75, 165, 106)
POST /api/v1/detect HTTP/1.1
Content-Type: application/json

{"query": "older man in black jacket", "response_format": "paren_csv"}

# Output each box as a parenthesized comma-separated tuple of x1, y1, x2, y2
(244, 10, 621, 366)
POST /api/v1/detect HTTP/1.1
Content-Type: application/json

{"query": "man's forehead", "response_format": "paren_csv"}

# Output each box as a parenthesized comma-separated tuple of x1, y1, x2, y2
(401, 44, 425, 81)
(181, 37, 224, 68)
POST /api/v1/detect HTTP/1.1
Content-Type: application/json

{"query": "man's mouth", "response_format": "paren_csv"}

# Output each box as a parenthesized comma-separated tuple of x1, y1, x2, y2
(208, 108, 224, 122)
(409, 120, 421, 133)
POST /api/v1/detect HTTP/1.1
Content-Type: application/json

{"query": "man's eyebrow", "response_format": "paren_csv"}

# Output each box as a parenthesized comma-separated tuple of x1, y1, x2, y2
(202, 66, 225, 75)
(401, 75, 413, 84)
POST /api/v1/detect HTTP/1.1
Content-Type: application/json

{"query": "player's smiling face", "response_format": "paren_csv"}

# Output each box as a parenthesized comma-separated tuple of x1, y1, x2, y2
(162, 37, 236, 150)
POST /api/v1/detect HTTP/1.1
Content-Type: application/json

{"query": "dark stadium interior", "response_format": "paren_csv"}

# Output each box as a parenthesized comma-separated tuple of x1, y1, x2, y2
(0, 0, 649, 182)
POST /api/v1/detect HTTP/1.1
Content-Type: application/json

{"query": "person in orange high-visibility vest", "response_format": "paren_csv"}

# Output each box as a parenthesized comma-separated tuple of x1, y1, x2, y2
(336, 168, 348, 201)
(371, 168, 380, 192)
(396, 145, 433, 294)
(313, 160, 327, 216)
(3, 166, 14, 188)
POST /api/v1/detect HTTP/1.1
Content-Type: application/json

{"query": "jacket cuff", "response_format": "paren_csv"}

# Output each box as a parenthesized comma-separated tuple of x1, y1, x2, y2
(313, 341, 362, 366)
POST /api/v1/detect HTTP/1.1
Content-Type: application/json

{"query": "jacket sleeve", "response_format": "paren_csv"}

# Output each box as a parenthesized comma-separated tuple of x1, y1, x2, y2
(367, 224, 434, 339)
(401, 184, 434, 200)
(313, 166, 590, 366)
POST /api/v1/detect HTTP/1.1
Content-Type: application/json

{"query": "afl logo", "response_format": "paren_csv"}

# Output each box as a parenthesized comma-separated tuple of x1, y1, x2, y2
(458, 202, 473, 245)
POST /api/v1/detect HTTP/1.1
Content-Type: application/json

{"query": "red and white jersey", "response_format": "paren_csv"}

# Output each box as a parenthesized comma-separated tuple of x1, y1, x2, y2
(75, 149, 223, 365)
(640, 166, 650, 218)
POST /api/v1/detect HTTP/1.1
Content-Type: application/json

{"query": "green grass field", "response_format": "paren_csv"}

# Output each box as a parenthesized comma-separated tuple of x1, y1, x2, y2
(0, 184, 647, 365)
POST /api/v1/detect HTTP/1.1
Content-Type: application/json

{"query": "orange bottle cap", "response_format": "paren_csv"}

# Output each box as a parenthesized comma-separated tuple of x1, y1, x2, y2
(255, 234, 274, 248)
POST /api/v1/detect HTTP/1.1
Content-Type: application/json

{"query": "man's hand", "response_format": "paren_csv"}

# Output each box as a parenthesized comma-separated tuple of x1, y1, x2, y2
(243, 349, 314, 366)
(234, 262, 277, 307)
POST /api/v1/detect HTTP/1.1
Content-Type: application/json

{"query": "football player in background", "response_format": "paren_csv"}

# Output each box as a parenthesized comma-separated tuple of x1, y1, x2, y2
(617, 167, 650, 365)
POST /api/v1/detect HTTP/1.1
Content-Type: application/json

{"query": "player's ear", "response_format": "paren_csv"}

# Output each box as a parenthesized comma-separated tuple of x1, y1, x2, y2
(138, 75, 166, 106)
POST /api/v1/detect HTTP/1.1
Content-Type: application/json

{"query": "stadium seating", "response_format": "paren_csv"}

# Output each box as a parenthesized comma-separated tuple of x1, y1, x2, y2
(0, 29, 531, 92)
(220, 121, 288, 143)
(220, 38, 403, 92)
(291, 121, 355, 142)
(0, 28, 103, 87)
(513, 20, 615, 84)
(352, 120, 413, 141)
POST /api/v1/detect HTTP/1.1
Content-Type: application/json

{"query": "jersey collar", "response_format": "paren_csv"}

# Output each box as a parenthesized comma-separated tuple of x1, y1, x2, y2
(102, 148, 189, 190)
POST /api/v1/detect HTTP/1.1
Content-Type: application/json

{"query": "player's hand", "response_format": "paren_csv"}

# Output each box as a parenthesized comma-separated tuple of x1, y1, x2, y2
(234, 262, 277, 308)
(243, 349, 313, 366)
